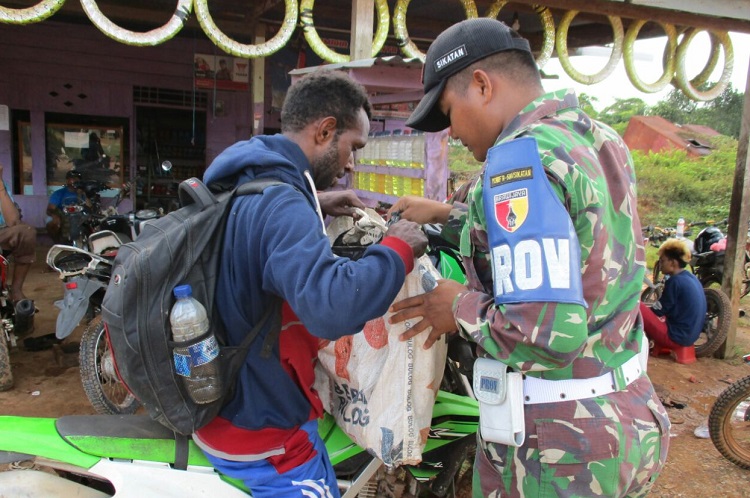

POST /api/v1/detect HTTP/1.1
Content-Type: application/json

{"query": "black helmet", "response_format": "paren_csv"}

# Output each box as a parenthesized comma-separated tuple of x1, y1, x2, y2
(694, 226, 724, 254)
(66, 170, 83, 180)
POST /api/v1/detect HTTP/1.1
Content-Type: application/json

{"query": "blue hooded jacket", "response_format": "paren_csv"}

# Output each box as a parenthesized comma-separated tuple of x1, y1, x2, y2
(194, 135, 412, 459)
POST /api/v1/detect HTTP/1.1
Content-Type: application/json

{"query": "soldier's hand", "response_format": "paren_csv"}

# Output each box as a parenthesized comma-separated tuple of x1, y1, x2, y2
(318, 190, 366, 218)
(387, 196, 450, 225)
(390, 279, 467, 349)
(386, 219, 428, 258)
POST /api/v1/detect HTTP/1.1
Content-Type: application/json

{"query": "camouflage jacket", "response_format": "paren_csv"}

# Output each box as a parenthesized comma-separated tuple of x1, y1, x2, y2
(445, 88, 646, 381)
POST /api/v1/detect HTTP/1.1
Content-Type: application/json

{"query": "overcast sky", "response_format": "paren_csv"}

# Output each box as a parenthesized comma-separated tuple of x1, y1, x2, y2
(541, 31, 750, 110)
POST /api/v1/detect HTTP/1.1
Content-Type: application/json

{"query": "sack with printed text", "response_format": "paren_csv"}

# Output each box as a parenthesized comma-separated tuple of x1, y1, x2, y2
(314, 211, 448, 466)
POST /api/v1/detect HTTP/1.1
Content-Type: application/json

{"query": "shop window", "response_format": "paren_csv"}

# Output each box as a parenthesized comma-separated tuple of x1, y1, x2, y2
(45, 122, 125, 196)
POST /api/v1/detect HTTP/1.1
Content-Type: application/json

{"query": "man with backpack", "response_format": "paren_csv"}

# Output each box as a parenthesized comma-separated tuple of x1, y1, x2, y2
(192, 70, 427, 497)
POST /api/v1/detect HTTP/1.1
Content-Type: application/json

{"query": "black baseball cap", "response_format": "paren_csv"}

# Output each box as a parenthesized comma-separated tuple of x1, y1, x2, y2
(406, 18, 531, 132)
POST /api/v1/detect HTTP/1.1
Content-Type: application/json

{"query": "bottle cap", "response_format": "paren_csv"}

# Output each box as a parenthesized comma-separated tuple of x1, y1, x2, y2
(173, 284, 192, 298)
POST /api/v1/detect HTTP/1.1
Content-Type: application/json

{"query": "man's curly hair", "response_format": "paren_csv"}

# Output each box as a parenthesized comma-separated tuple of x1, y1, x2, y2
(658, 239, 692, 268)
(281, 70, 371, 134)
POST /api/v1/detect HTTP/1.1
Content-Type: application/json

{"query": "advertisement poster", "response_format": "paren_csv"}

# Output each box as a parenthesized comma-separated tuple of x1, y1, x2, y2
(194, 54, 250, 91)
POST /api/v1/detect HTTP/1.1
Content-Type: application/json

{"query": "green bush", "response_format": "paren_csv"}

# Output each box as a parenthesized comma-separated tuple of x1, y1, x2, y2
(448, 133, 737, 243)
(633, 135, 737, 228)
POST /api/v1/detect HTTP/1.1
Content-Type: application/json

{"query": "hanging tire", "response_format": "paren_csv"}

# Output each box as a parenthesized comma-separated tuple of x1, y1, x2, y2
(0, 337, 13, 392)
(695, 288, 731, 358)
(79, 316, 139, 415)
(709, 375, 750, 469)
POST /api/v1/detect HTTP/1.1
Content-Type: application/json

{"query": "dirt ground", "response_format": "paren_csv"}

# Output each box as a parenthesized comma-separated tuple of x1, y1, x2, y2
(2, 240, 750, 496)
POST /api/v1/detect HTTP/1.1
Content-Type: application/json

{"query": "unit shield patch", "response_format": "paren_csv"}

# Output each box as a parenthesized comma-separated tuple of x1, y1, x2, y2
(494, 188, 528, 233)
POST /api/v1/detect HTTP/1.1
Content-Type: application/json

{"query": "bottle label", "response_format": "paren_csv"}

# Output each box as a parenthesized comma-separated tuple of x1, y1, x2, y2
(173, 335, 220, 377)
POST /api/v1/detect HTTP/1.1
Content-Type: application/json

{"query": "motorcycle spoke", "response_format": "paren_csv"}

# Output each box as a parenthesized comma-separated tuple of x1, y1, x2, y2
(80, 317, 139, 415)
(94, 330, 133, 409)
(710, 376, 750, 469)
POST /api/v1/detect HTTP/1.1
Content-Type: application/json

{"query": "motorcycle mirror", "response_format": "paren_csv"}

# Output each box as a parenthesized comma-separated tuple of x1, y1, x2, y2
(161, 160, 172, 172)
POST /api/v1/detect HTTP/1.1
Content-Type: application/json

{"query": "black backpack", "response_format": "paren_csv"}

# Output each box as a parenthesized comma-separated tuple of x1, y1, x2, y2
(101, 177, 282, 436)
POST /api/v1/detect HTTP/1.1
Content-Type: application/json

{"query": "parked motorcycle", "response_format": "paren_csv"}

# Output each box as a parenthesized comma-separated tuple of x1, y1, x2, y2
(640, 261, 731, 358)
(708, 353, 750, 469)
(691, 222, 750, 300)
(0, 255, 35, 392)
(47, 230, 138, 414)
(0, 382, 478, 497)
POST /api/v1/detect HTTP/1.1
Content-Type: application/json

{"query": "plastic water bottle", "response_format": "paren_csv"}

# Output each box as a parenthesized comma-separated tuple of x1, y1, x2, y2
(170, 284, 222, 404)
(676, 217, 685, 238)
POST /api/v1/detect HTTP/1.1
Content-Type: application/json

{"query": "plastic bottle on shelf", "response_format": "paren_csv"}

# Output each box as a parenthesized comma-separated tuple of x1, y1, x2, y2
(410, 131, 425, 169)
(373, 132, 385, 167)
(385, 130, 398, 167)
(677, 217, 685, 238)
(170, 284, 222, 404)
(396, 129, 410, 168)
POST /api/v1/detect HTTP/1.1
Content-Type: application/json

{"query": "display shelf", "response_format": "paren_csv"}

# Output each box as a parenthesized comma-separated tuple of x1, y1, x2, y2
(135, 106, 206, 211)
(355, 163, 425, 179)
(353, 190, 399, 205)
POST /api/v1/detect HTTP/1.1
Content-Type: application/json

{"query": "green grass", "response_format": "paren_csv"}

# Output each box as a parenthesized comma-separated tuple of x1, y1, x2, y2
(448, 135, 739, 244)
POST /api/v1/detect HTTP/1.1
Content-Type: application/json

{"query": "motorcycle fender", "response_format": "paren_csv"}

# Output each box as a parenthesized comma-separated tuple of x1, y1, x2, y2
(0, 469, 108, 498)
(54, 276, 107, 339)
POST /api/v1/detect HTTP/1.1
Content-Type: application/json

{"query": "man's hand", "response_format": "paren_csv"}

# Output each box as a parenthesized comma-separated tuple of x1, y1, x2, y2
(385, 219, 428, 258)
(318, 190, 366, 218)
(390, 279, 468, 349)
(387, 196, 451, 225)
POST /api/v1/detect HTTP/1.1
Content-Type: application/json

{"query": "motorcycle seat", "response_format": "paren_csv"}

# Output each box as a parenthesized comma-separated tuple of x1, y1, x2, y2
(56, 415, 207, 466)
(57, 414, 175, 441)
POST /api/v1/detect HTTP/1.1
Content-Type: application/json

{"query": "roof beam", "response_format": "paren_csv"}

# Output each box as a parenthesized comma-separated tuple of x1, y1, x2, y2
(510, 0, 750, 34)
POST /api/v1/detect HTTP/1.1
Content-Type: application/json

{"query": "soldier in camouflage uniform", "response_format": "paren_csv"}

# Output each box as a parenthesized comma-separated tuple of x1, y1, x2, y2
(388, 18, 670, 497)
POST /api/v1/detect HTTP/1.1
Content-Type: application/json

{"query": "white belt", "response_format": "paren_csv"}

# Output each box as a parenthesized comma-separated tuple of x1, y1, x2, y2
(522, 354, 643, 405)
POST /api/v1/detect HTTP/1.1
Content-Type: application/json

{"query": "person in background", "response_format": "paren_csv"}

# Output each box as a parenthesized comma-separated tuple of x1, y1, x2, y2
(46, 169, 88, 243)
(640, 239, 707, 352)
(387, 18, 670, 497)
(82, 132, 105, 164)
(193, 70, 427, 498)
(0, 163, 37, 303)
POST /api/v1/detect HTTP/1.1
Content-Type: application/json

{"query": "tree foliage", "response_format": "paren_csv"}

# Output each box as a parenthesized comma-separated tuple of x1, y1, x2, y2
(597, 97, 649, 136)
(647, 83, 743, 138)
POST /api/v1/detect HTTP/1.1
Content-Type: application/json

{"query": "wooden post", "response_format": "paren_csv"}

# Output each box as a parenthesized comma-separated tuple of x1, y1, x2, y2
(717, 59, 750, 357)
(350, 0, 374, 62)
(252, 23, 266, 136)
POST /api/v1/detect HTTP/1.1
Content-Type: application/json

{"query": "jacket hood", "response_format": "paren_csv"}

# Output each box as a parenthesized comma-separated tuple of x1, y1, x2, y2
(203, 134, 313, 197)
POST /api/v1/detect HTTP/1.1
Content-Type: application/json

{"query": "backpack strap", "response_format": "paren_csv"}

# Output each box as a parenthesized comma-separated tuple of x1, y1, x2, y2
(173, 433, 190, 471)
(178, 178, 219, 209)
(177, 177, 284, 209)
(236, 178, 285, 196)
(235, 299, 281, 354)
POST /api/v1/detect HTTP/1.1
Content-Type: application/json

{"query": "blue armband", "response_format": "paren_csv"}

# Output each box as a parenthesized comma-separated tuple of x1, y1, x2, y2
(482, 137, 586, 307)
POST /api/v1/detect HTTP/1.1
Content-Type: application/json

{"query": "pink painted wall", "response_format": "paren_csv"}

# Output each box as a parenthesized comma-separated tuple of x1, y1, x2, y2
(0, 21, 254, 228)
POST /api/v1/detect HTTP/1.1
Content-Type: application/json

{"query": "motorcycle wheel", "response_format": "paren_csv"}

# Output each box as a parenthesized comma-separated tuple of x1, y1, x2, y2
(79, 316, 139, 415)
(0, 336, 13, 391)
(695, 288, 732, 358)
(709, 374, 750, 469)
(640, 261, 663, 305)
(640, 285, 661, 306)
